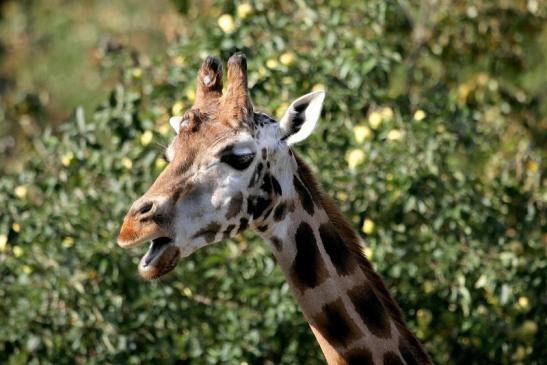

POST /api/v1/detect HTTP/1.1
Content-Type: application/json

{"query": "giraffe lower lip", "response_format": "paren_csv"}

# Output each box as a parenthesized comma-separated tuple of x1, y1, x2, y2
(138, 237, 180, 280)
(142, 237, 173, 268)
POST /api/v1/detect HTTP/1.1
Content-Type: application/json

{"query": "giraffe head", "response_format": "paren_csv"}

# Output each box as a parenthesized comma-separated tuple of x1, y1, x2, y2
(117, 53, 325, 280)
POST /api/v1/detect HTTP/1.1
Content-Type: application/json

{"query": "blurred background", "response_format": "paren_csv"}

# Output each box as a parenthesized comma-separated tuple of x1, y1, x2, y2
(0, 1, 545, 364)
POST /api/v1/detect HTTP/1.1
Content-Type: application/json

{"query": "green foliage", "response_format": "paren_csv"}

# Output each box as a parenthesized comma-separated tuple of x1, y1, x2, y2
(1, 1, 545, 364)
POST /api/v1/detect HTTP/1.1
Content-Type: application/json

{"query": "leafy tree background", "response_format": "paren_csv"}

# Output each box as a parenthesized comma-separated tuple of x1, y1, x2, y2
(0, 0, 545, 364)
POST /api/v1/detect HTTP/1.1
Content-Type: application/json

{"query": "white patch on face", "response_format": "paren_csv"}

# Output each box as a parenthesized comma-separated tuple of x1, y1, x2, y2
(171, 157, 250, 256)
(165, 141, 176, 162)
(173, 188, 212, 257)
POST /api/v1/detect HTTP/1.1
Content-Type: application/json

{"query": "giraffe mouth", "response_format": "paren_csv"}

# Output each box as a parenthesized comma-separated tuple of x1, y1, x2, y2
(138, 237, 181, 280)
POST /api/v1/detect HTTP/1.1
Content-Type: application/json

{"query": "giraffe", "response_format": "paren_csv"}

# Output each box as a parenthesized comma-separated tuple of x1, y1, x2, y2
(117, 53, 432, 365)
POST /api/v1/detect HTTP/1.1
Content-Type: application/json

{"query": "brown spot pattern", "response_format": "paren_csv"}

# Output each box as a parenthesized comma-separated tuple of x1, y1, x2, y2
(344, 347, 375, 365)
(312, 298, 361, 348)
(348, 284, 391, 339)
(273, 202, 287, 221)
(226, 192, 243, 219)
(222, 224, 236, 239)
(270, 236, 282, 250)
(261, 174, 273, 194)
(290, 222, 327, 290)
(238, 218, 249, 232)
(192, 222, 221, 242)
(248, 162, 263, 188)
(252, 196, 272, 219)
(319, 223, 355, 276)
(271, 176, 282, 195)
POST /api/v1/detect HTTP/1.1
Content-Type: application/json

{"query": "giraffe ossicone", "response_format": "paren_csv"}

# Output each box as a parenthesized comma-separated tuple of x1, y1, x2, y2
(118, 53, 432, 365)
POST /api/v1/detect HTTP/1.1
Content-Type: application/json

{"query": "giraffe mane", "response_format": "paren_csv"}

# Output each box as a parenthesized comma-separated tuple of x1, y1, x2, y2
(293, 152, 432, 364)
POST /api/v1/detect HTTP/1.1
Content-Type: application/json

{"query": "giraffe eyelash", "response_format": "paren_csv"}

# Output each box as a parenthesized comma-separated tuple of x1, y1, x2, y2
(220, 152, 255, 170)
(218, 144, 256, 170)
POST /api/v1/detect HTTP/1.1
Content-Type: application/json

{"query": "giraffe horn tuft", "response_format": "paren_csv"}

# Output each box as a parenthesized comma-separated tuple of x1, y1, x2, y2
(194, 55, 224, 108)
(222, 52, 253, 126)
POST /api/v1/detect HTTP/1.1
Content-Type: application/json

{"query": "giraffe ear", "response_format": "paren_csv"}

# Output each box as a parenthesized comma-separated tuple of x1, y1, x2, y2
(170, 116, 192, 134)
(280, 91, 325, 145)
(169, 116, 182, 134)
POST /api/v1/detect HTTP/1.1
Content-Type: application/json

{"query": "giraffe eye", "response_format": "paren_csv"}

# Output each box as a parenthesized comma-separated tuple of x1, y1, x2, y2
(221, 152, 255, 170)
(219, 145, 255, 170)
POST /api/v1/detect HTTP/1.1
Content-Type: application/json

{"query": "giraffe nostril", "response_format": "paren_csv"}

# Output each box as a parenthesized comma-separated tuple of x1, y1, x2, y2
(136, 201, 155, 218)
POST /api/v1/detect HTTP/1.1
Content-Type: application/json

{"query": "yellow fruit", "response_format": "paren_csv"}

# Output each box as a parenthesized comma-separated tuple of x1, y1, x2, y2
(423, 281, 434, 294)
(346, 149, 365, 170)
(381, 107, 394, 119)
(279, 52, 295, 66)
(527, 161, 538, 173)
(518, 296, 530, 310)
(185, 88, 196, 102)
(387, 129, 403, 141)
(513, 346, 527, 361)
(14, 185, 28, 199)
(477, 73, 489, 86)
(62, 236, 75, 247)
(11, 223, 20, 233)
(155, 158, 167, 170)
(140, 130, 153, 146)
(368, 111, 382, 129)
(0, 234, 7, 252)
(353, 125, 371, 143)
(312, 83, 325, 92)
(172, 101, 184, 115)
(520, 320, 538, 336)
(417, 308, 433, 327)
(174, 55, 185, 66)
(131, 67, 143, 78)
(22, 265, 33, 275)
(282, 76, 293, 85)
(217, 14, 236, 33)
(121, 157, 133, 170)
(159, 123, 170, 136)
(414, 109, 426, 121)
(266, 58, 278, 69)
(276, 103, 289, 117)
(258, 66, 267, 77)
(458, 84, 471, 104)
(362, 218, 375, 234)
(61, 152, 74, 167)
(13, 246, 23, 257)
(237, 3, 252, 18)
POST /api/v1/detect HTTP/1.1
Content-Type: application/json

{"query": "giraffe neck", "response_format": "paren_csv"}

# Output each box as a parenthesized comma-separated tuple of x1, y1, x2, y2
(259, 154, 431, 365)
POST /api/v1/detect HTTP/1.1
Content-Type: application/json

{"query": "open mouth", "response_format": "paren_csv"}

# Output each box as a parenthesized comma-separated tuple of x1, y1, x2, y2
(138, 237, 181, 280)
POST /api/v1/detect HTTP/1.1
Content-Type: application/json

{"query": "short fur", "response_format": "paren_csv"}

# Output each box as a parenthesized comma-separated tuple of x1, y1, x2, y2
(293, 153, 432, 364)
